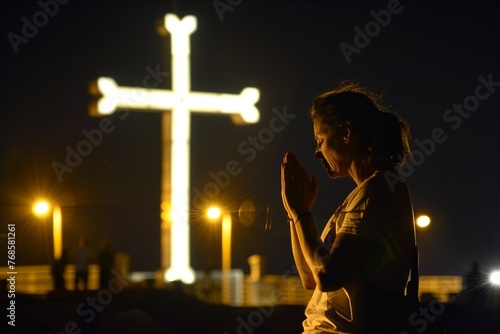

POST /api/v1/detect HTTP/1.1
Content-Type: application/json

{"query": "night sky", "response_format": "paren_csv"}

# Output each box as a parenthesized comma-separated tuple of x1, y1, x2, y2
(1, 0, 499, 278)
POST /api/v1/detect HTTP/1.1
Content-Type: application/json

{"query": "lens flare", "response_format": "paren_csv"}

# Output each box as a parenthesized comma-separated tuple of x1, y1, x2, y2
(207, 207, 222, 220)
(489, 270, 500, 286)
(33, 201, 50, 216)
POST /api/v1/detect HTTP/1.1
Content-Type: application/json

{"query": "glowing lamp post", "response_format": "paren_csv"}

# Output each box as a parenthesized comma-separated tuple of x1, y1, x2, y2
(207, 207, 232, 272)
(207, 206, 232, 304)
(33, 201, 63, 260)
(89, 13, 260, 285)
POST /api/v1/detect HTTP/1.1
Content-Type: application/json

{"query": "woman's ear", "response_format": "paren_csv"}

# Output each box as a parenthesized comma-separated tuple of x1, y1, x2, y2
(339, 121, 352, 144)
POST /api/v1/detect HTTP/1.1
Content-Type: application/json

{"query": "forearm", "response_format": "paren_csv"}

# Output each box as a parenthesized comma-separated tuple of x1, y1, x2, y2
(291, 213, 330, 275)
(295, 221, 374, 292)
(289, 221, 316, 289)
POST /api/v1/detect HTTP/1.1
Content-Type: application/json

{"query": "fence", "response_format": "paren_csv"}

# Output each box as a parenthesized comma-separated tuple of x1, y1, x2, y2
(0, 266, 461, 305)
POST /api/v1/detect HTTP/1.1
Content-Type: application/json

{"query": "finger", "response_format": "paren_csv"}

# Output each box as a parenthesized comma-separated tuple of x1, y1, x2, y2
(285, 152, 302, 178)
(280, 164, 292, 213)
(280, 163, 287, 189)
(281, 163, 293, 193)
(282, 162, 290, 181)
(301, 165, 310, 181)
(280, 164, 287, 199)
(286, 151, 300, 166)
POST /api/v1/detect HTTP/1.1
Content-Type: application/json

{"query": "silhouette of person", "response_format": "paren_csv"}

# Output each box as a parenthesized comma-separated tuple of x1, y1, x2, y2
(281, 82, 415, 333)
(52, 248, 69, 291)
(98, 238, 115, 289)
(74, 235, 90, 290)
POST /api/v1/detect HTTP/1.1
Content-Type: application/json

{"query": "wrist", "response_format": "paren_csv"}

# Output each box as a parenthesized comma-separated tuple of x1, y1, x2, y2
(291, 211, 312, 224)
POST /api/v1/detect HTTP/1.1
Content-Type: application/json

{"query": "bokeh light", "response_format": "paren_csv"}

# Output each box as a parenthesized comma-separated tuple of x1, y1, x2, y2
(32, 201, 50, 216)
(489, 270, 500, 286)
(416, 215, 431, 228)
(207, 207, 222, 220)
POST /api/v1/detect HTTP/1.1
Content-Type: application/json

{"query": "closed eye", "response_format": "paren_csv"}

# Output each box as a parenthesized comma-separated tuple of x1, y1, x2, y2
(315, 140, 323, 154)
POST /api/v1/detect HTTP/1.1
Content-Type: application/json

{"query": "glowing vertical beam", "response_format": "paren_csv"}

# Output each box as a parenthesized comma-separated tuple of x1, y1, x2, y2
(164, 14, 196, 284)
(160, 113, 171, 270)
(222, 214, 232, 272)
(52, 204, 62, 260)
(222, 213, 232, 304)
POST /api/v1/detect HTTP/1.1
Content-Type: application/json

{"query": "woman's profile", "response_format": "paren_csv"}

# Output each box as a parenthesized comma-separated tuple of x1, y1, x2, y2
(281, 82, 415, 333)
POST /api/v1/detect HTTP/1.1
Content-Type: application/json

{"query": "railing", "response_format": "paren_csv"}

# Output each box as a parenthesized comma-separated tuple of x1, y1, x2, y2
(0, 266, 462, 305)
(419, 275, 462, 302)
(0, 265, 100, 294)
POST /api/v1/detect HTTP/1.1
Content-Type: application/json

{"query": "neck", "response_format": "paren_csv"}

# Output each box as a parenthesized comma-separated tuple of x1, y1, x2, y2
(349, 161, 378, 186)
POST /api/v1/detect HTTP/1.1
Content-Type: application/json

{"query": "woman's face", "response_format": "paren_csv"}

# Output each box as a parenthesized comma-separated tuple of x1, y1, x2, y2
(313, 118, 352, 179)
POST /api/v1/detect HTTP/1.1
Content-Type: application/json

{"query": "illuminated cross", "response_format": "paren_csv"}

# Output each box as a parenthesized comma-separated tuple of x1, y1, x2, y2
(89, 14, 260, 283)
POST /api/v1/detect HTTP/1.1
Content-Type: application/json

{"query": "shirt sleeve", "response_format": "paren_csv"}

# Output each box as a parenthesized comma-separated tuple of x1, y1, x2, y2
(337, 178, 390, 243)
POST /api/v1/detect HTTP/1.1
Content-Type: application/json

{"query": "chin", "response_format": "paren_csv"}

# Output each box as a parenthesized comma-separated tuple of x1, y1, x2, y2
(327, 170, 347, 179)
(327, 170, 339, 179)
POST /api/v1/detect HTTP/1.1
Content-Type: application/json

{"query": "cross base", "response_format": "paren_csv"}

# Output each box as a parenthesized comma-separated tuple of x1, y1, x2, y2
(165, 266, 196, 284)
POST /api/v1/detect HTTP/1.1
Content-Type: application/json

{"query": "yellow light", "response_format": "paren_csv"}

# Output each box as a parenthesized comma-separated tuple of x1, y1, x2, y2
(33, 201, 50, 216)
(416, 215, 431, 228)
(207, 207, 222, 220)
(160, 212, 170, 222)
(32, 201, 63, 260)
(52, 205, 62, 260)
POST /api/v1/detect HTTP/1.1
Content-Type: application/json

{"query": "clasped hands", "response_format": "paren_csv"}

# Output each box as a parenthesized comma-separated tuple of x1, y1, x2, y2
(281, 152, 318, 222)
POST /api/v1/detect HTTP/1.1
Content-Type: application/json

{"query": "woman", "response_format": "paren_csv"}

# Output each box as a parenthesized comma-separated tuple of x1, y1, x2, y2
(281, 82, 415, 333)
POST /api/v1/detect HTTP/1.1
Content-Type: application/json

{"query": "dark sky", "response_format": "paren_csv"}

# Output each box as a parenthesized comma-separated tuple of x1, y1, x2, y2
(1, 0, 499, 278)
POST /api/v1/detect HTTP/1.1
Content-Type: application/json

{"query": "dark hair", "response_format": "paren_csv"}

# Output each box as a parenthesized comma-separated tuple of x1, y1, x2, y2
(310, 81, 411, 169)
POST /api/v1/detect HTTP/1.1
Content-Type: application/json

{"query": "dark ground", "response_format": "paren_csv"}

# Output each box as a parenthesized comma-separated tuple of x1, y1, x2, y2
(1, 287, 499, 334)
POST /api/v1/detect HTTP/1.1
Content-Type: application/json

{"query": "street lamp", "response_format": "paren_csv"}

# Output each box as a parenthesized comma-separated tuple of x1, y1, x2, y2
(33, 200, 63, 260)
(206, 206, 232, 304)
(416, 215, 431, 228)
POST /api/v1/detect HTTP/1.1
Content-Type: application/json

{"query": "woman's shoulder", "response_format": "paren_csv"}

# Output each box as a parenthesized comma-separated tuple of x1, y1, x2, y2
(364, 170, 408, 194)
(343, 170, 410, 210)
